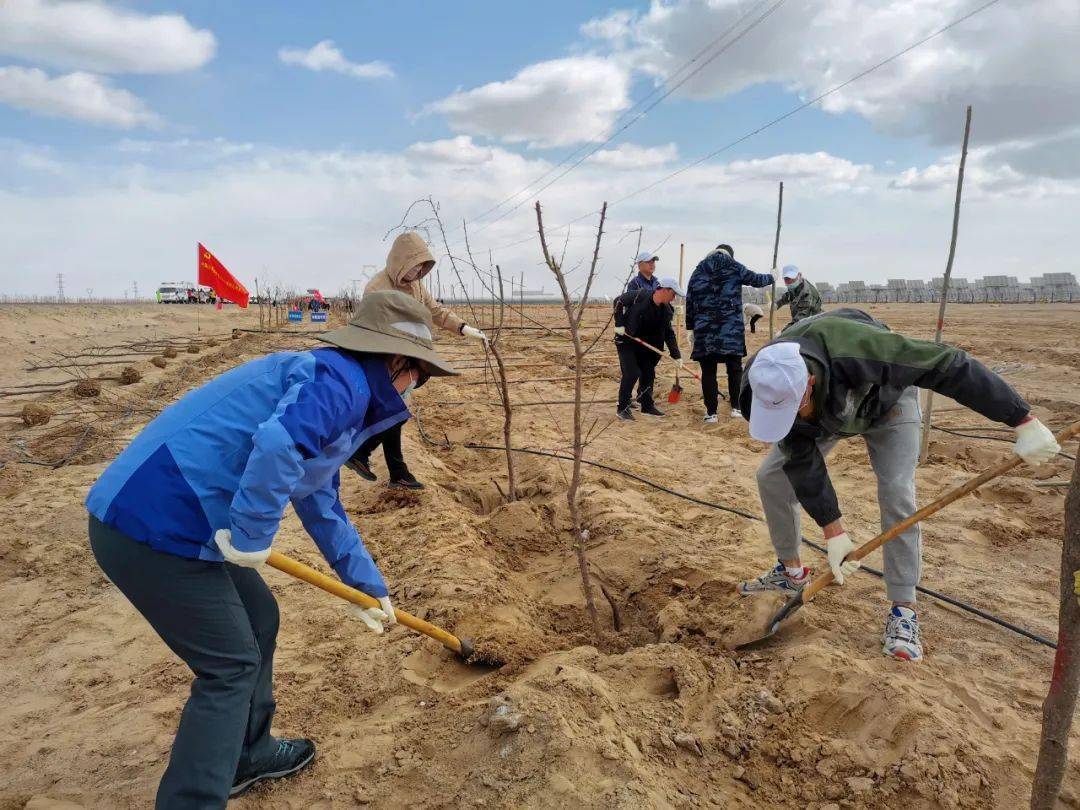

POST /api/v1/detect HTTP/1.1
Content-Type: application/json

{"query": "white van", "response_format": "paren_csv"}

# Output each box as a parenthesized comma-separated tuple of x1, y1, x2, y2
(156, 283, 189, 303)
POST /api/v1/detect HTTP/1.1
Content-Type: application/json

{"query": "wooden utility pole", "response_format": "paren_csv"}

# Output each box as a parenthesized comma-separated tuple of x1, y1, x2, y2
(920, 105, 973, 463)
(1031, 448, 1080, 809)
(769, 181, 783, 337)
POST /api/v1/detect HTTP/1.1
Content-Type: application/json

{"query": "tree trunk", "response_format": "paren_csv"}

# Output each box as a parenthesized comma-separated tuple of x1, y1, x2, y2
(1032, 447, 1080, 809)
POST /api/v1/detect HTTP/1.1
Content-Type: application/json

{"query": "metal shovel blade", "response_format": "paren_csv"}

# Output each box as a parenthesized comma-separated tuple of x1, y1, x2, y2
(730, 587, 807, 649)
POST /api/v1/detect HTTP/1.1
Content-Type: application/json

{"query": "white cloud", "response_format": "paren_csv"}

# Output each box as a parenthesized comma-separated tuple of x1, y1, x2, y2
(889, 149, 1080, 200)
(581, 9, 636, 41)
(426, 56, 632, 148)
(726, 152, 869, 186)
(589, 142, 678, 169)
(0, 0, 215, 74)
(278, 40, 394, 80)
(0, 67, 159, 128)
(584, 0, 1080, 175)
(4, 140, 1076, 301)
(406, 136, 495, 165)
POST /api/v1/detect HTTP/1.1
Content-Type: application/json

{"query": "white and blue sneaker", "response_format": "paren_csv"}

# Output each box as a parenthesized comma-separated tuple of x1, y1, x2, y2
(738, 562, 810, 597)
(883, 606, 923, 662)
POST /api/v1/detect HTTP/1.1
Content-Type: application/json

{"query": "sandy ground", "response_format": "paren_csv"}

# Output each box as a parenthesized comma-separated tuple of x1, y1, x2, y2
(0, 301, 1078, 809)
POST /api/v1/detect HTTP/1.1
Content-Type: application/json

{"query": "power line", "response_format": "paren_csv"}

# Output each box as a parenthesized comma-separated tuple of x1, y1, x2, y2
(472, 0, 1005, 258)
(458, 0, 779, 234)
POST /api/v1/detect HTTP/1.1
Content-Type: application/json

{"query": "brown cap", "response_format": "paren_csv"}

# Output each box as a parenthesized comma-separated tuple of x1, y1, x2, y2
(317, 290, 457, 378)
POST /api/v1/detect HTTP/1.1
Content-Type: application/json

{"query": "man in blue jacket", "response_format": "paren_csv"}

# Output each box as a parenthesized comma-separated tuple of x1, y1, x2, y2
(685, 244, 774, 423)
(626, 250, 660, 293)
(85, 291, 456, 808)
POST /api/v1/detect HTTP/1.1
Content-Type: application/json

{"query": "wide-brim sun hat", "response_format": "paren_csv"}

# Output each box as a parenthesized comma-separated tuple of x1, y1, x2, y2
(318, 290, 457, 379)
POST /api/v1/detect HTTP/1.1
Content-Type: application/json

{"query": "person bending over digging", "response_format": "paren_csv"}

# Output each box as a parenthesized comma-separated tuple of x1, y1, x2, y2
(612, 276, 685, 420)
(737, 308, 1060, 662)
(85, 291, 456, 808)
(347, 231, 487, 490)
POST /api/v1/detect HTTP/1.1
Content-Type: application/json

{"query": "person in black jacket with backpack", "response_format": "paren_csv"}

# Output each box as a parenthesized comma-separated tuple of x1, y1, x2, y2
(612, 277, 685, 420)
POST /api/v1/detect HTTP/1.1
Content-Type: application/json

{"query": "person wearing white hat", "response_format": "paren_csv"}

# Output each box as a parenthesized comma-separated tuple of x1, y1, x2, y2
(774, 264, 822, 325)
(612, 277, 685, 419)
(627, 251, 660, 293)
(736, 308, 1060, 662)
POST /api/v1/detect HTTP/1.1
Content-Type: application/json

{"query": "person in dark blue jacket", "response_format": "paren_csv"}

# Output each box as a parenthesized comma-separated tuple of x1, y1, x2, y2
(626, 250, 660, 293)
(85, 291, 456, 808)
(685, 244, 774, 422)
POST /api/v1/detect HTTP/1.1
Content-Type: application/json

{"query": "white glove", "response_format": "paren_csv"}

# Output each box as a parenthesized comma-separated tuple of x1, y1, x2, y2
(826, 532, 861, 585)
(461, 325, 488, 342)
(214, 528, 270, 568)
(1013, 418, 1060, 466)
(350, 596, 396, 634)
(614, 326, 625, 336)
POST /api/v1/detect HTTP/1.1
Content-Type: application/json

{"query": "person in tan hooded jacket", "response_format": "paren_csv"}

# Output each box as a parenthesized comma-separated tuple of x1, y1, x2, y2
(347, 232, 487, 489)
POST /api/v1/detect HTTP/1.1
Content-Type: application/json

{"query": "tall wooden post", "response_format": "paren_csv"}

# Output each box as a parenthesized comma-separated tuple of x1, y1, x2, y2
(769, 181, 783, 337)
(1031, 448, 1080, 809)
(255, 278, 263, 332)
(920, 105, 973, 463)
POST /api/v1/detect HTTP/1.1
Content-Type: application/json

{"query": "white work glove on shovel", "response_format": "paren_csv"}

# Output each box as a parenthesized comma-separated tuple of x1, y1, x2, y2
(826, 532, 861, 585)
(214, 529, 270, 568)
(350, 596, 396, 635)
(1013, 418, 1060, 466)
(461, 325, 488, 342)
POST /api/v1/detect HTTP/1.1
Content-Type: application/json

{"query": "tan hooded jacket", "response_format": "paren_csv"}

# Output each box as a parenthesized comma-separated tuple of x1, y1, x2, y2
(365, 232, 465, 334)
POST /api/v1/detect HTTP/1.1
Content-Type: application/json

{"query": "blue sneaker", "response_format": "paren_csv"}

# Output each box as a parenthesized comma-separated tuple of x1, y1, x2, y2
(883, 606, 923, 662)
(738, 562, 809, 596)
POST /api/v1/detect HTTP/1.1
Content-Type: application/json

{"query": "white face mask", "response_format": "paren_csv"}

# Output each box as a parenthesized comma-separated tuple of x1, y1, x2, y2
(400, 379, 416, 400)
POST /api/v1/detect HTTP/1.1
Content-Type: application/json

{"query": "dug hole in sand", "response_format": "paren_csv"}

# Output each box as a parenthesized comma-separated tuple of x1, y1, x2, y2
(0, 302, 1077, 808)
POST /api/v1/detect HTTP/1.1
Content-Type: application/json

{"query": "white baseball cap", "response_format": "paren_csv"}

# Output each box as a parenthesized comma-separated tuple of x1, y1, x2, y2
(782, 264, 800, 280)
(635, 250, 659, 263)
(656, 276, 685, 297)
(747, 342, 809, 442)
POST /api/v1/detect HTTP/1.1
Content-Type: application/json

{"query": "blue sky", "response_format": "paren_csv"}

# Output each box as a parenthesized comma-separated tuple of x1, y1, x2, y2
(1, 0, 1076, 298)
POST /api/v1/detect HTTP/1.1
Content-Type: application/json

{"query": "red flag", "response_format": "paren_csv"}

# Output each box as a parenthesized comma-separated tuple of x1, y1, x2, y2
(198, 243, 249, 308)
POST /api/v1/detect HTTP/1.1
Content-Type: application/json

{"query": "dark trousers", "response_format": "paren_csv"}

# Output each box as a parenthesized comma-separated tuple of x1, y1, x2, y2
(749, 314, 763, 333)
(89, 516, 279, 809)
(356, 421, 409, 479)
(617, 341, 660, 411)
(698, 354, 743, 415)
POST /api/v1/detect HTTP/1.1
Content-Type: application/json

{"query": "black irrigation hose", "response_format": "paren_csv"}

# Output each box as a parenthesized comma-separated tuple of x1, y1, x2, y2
(932, 425, 1076, 461)
(463, 442, 1058, 649)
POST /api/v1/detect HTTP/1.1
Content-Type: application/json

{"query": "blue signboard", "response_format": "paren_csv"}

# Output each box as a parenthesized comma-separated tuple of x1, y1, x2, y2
(288, 310, 303, 323)
(311, 311, 328, 323)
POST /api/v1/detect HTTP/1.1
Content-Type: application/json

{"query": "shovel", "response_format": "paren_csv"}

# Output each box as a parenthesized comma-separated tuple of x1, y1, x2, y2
(734, 419, 1080, 649)
(267, 550, 477, 661)
(623, 333, 724, 401)
(668, 370, 683, 404)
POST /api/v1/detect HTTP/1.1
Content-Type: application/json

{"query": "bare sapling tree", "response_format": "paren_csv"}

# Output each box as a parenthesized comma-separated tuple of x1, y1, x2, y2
(1032, 446, 1080, 809)
(488, 263, 517, 500)
(390, 197, 518, 500)
(536, 199, 607, 637)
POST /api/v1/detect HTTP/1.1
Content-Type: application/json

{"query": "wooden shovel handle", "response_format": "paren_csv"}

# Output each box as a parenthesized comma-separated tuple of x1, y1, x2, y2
(623, 333, 701, 382)
(267, 550, 466, 656)
(800, 420, 1080, 604)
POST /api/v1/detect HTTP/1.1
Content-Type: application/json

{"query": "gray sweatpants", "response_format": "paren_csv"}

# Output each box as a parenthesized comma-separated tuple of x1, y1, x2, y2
(755, 387, 922, 603)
